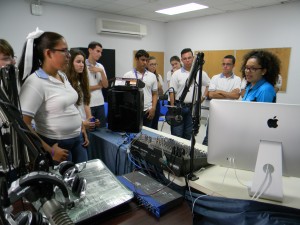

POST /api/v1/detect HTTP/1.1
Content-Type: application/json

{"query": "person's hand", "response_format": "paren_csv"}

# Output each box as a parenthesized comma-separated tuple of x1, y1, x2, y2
(88, 65, 103, 74)
(87, 117, 96, 131)
(231, 88, 240, 94)
(95, 119, 100, 128)
(51, 143, 69, 162)
(147, 108, 156, 120)
(82, 129, 89, 147)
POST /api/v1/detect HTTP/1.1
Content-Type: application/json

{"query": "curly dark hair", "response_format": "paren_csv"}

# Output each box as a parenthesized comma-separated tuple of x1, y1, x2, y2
(240, 50, 281, 86)
(66, 49, 90, 106)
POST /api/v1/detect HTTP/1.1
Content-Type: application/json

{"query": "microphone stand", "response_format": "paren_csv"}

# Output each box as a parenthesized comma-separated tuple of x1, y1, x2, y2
(178, 52, 204, 181)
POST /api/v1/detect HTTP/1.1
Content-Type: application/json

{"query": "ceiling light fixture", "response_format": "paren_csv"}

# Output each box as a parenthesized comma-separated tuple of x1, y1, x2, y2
(155, 3, 208, 15)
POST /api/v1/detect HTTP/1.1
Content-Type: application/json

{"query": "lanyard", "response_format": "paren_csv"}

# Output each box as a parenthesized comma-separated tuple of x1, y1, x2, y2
(134, 68, 146, 80)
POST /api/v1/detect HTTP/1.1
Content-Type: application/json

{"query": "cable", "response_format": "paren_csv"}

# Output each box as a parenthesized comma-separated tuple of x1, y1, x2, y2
(251, 164, 271, 200)
(221, 167, 230, 184)
(115, 143, 123, 175)
(184, 177, 209, 218)
(124, 149, 129, 174)
(230, 158, 248, 187)
(255, 168, 272, 200)
(191, 194, 208, 217)
(127, 153, 142, 169)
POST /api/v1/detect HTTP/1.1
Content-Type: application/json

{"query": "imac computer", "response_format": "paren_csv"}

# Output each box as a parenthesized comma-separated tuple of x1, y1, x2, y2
(207, 99, 300, 202)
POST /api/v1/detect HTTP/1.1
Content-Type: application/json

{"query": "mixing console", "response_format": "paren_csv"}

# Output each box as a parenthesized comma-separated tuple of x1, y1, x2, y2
(130, 134, 209, 177)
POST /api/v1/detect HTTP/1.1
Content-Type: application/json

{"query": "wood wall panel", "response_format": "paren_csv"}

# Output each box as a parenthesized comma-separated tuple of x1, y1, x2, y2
(196, 48, 291, 92)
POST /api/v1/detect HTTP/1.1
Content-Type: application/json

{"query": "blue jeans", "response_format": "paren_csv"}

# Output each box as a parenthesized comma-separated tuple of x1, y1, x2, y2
(39, 134, 88, 163)
(91, 105, 106, 128)
(171, 106, 193, 140)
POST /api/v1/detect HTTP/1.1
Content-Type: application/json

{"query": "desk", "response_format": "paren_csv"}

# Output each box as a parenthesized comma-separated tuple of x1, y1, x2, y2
(192, 165, 300, 209)
(166, 164, 300, 210)
(148, 128, 300, 209)
(87, 127, 300, 223)
(88, 128, 132, 175)
(87, 127, 207, 176)
(88, 127, 300, 209)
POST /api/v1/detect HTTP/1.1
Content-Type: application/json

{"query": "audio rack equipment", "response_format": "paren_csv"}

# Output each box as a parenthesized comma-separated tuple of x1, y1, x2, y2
(130, 134, 209, 177)
(118, 171, 183, 218)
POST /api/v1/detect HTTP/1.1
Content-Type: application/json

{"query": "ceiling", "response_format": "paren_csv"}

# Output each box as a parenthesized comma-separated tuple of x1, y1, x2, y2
(40, 0, 298, 23)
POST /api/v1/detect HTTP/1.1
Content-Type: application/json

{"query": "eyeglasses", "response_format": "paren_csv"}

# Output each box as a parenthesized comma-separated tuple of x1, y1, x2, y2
(149, 63, 158, 67)
(222, 63, 233, 67)
(51, 48, 70, 56)
(244, 67, 263, 72)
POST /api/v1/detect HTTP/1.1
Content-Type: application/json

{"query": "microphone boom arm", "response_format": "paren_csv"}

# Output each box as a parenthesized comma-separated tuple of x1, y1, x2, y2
(178, 52, 204, 105)
(178, 52, 205, 181)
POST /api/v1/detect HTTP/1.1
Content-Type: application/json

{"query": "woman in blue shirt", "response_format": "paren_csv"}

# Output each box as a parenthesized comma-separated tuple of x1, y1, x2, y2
(241, 50, 280, 103)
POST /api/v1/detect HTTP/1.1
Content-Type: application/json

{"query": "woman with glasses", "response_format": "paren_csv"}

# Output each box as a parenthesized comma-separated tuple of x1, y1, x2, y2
(241, 50, 280, 102)
(18, 29, 88, 164)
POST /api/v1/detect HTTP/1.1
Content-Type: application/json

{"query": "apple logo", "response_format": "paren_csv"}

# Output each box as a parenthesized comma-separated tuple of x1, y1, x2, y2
(267, 116, 278, 128)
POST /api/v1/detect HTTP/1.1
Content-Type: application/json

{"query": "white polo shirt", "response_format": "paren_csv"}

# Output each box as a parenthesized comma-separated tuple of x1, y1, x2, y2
(19, 68, 82, 139)
(123, 69, 158, 111)
(170, 67, 210, 103)
(166, 70, 172, 83)
(86, 60, 106, 107)
(209, 73, 241, 94)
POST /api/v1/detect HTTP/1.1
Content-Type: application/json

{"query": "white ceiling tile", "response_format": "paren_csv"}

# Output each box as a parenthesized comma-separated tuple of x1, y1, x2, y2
(213, 2, 250, 11)
(41, 0, 299, 22)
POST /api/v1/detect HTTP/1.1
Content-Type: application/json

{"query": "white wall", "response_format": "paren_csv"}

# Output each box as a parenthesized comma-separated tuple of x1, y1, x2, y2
(1, 0, 299, 104)
(0, 0, 166, 77)
(165, 1, 300, 104)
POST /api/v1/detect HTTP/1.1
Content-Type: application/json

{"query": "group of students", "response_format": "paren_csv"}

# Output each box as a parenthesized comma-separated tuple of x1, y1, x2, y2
(120, 47, 281, 142)
(1, 29, 108, 165)
(1, 28, 282, 166)
(162, 48, 281, 142)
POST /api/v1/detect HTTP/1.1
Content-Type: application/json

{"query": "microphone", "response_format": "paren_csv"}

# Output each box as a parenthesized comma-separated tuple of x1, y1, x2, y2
(165, 105, 183, 126)
(175, 114, 183, 122)
(42, 198, 74, 225)
(160, 87, 183, 126)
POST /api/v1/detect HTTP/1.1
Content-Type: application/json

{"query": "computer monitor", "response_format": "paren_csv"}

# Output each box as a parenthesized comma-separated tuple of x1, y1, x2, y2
(207, 99, 300, 202)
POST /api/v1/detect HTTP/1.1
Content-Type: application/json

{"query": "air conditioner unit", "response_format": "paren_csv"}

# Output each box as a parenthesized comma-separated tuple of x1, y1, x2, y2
(96, 18, 147, 38)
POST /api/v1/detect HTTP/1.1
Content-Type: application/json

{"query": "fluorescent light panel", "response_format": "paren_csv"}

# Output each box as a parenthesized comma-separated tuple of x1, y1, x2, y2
(156, 3, 208, 15)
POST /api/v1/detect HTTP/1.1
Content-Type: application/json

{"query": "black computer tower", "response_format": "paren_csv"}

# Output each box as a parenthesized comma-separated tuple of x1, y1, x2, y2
(107, 87, 144, 133)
